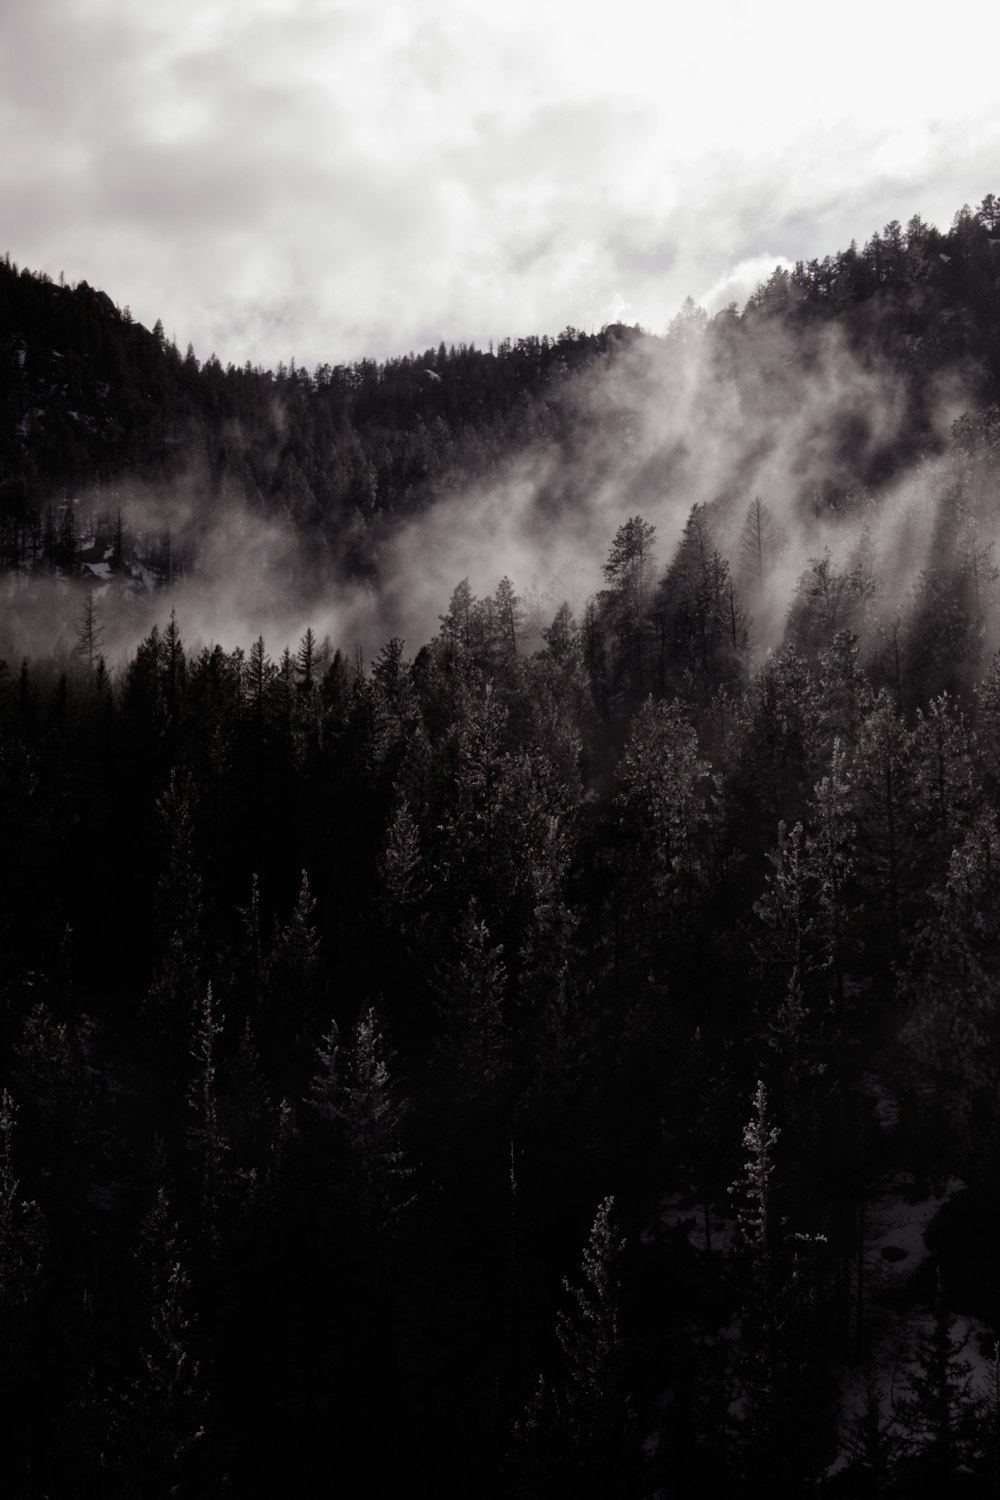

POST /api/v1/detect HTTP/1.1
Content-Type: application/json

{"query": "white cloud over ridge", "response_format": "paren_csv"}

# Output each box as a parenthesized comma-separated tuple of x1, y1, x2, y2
(2, 0, 999, 369)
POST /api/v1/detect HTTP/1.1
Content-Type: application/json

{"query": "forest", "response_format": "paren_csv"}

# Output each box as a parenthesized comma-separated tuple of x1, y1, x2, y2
(3, 196, 1000, 1496)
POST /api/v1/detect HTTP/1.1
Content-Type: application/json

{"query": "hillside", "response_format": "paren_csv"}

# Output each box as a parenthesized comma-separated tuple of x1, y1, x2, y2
(3, 198, 1000, 1497)
(2, 194, 1000, 648)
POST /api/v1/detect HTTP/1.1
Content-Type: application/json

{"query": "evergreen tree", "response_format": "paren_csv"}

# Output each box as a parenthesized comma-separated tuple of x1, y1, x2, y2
(600, 514, 656, 701)
(74, 589, 104, 671)
(894, 1281, 980, 1491)
(434, 902, 510, 1119)
(513, 1197, 634, 1498)
(188, 982, 228, 1253)
(614, 695, 715, 979)
(271, 869, 322, 1047)
(738, 495, 785, 596)
(843, 1364, 901, 1498)
(493, 575, 524, 661)
(728, 1081, 832, 1493)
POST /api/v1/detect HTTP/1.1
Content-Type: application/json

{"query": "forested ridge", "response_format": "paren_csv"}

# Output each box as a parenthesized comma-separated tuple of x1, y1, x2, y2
(4, 198, 1000, 1496)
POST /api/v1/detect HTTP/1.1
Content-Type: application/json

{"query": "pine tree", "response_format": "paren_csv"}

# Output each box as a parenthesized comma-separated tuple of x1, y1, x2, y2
(244, 634, 277, 735)
(0, 1089, 46, 1490)
(110, 507, 126, 570)
(728, 1081, 832, 1492)
(600, 514, 656, 699)
(145, 769, 204, 1038)
(379, 795, 426, 948)
(894, 1280, 980, 1488)
(305, 1017, 340, 1123)
(899, 807, 1000, 1154)
(219, 1018, 273, 1176)
(512, 1197, 634, 1497)
(160, 608, 186, 720)
(310, 1006, 413, 1233)
(786, 550, 875, 661)
(296, 626, 316, 694)
(854, 689, 913, 958)
(235, 872, 271, 1016)
(188, 983, 228, 1253)
(124, 1185, 207, 1489)
(980, 1342, 1000, 1492)
(0, 1089, 45, 1332)
(434, 902, 509, 1117)
(653, 504, 748, 703)
(738, 495, 784, 593)
(271, 869, 322, 1046)
(843, 1364, 901, 1497)
(493, 575, 524, 661)
(614, 695, 715, 977)
(74, 589, 104, 671)
(541, 601, 578, 664)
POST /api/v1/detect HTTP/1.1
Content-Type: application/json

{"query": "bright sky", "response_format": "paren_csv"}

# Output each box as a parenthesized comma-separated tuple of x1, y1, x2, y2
(3, 0, 999, 369)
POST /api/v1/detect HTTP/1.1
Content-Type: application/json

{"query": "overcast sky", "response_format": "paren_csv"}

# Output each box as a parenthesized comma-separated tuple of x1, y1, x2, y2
(3, 0, 999, 370)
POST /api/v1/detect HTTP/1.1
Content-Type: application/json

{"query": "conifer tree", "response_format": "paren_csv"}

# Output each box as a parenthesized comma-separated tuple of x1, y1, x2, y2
(235, 872, 271, 1016)
(145, 768, 204, 1038)
(0, 1089, 46, 1489)
(655, 505, 749, 704)
(74, 588, 104, 671)
(900, 807, 1000, 1154)
(0, 1089, 45, 1334)
(219, 1017, 273, 1176)
(728, 1081, 832, 1492)
(379, 795, 426, 949)
(160, 608, 186, 720)
(493, 575, 524, 661)
(738, 495, 785, 596)
(854, 689, 913, 957)
(121, 1185, 207, 1491)
(305, 1017, 340, 1124)
(296, 626, 316, 694)
(614, 695, 715, 976)
(541, 601, 579, 664)
(513, 1196, 634, 1497)
(308, 1006, 412, 1233)
(843, 1364, 901, 1497)
(895, 1280, 980, 1488)
(600, 514, 656, 700)
(271, 869, 322, 1046)
(434, 902, 509, 1118)
(188, 983, 228, 1252)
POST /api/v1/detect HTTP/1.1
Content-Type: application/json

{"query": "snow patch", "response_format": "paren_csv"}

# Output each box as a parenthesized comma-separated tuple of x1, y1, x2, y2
(866, 1177, 964, 1273)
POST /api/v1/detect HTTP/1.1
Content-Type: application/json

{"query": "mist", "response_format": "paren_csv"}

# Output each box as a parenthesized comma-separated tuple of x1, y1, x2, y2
(1, 300, 991, 687)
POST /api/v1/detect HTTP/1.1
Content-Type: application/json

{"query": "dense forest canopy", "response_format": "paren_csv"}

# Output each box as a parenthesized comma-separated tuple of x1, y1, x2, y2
(4, 196, 1000, 1495)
